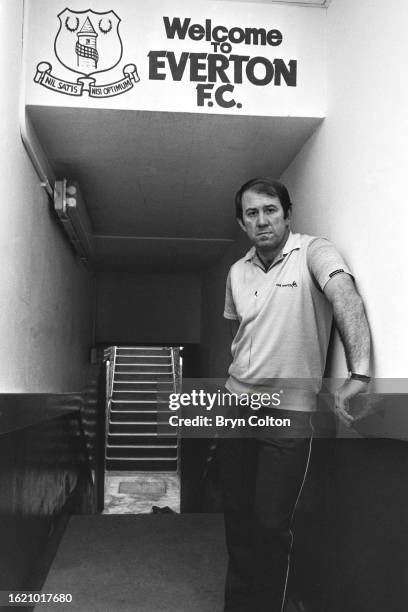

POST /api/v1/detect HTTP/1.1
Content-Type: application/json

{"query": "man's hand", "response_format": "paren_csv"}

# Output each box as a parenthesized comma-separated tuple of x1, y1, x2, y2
(334, 378, 369, 427)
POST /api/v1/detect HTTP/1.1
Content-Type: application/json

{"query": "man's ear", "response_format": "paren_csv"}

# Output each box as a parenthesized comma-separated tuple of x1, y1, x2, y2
(237, 218, 247, 233)
(285, 206, 292, 225)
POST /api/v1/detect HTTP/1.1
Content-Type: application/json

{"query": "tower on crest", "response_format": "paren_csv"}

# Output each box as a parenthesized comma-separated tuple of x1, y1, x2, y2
(76, 17, 98, 72)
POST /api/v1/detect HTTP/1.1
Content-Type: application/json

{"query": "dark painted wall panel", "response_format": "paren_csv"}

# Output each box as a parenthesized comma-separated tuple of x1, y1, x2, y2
(96, 273, 201, 344)
(0, 377, 105, 592)
(0, 414, 85, 590)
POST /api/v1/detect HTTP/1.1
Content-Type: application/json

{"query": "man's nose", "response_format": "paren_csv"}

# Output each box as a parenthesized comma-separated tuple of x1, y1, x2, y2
(257, 211, 268, 225)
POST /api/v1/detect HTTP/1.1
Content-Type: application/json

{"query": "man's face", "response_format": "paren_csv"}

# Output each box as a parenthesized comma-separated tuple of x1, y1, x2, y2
(238, 189, 290, 252)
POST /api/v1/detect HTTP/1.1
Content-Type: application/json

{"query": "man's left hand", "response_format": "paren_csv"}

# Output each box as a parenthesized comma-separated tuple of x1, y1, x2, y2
(334, 379, 369, 427)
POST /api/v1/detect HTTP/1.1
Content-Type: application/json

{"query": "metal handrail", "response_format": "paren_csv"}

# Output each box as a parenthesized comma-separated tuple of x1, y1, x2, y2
(170, 346, 183, 475)
(104, 346, 117, 471)
(170, 347, 176, 394)
(179, 349, 183, 392)
(170, 346, 183, 394)
(178, 347, 183, 474)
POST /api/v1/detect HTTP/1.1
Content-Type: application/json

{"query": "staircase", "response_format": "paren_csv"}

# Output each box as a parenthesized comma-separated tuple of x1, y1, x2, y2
(104, 346, 181, 471)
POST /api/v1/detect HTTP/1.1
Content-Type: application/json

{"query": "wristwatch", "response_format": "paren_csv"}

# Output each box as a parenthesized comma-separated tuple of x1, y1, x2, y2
(349, 372, 371, 383)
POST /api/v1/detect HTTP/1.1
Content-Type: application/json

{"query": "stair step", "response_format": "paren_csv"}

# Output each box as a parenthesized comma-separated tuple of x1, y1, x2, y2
(115, 364, 172, 369)
(110, 415, 172, 424)
(109, 424, 174, 435)
(110, 411, 160, 417)
(108, 434, 177, 445)
(110, 408, 171, 416)
(112, 390, 161, 398)
(111, 401, 170, 407)
(109, 426, 174, 435)
(111, 398, 170, 405)
(107, 444, 177, 448)
(109, 424, 173, 432)
(114, 379, 172, 386)
(105, 458, 177, 471)
(110, 407, 166, 413)
(113, 379, 173, 386)
(105, 454, 177, 462)
(112, 387, 172, 394)
(111, 402, 170, 408)
(111, 391, 171, 401)
(113, 388, 173, 394)
(114, 365, 171, 370)
(110, 412, 160, 423)
(116, 359, 172, 365)
(106, 446, 177, 458)
(112, 391, 171, 395)
(114, 370, 172, 379)
(116, 353, 171, 358)
(115, 367, 173, 374)
(116, 347, 171, 355)
(113, 390, 170, 395)
(116, 356, 172, 365)
(111, 395, 170, 401)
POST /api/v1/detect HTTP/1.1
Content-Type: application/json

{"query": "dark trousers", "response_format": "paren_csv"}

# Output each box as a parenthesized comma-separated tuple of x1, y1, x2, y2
(219, 409, 314, 612)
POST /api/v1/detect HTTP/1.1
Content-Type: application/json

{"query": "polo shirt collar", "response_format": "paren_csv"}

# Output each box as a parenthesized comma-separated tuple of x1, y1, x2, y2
(282, 231, 301, 255)
(244, 231, 301, 264)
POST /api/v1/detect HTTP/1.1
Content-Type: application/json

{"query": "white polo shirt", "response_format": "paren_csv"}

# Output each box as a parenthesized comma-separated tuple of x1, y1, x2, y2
(224, 232, 353, 410)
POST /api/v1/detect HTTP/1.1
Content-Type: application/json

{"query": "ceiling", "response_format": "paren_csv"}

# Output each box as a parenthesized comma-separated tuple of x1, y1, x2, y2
(27, 106, 321, 272)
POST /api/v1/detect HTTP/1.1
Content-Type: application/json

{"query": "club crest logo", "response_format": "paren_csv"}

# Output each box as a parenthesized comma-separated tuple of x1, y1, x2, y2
(34, 9, 139, 98)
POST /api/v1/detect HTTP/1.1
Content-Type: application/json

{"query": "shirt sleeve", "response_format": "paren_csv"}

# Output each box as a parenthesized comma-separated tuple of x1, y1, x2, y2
(307, 238, 354, 291)
(223, 269, 239, 320)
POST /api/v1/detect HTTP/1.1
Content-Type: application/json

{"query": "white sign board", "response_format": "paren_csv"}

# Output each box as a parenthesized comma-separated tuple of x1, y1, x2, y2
(24, 0, 326, 117)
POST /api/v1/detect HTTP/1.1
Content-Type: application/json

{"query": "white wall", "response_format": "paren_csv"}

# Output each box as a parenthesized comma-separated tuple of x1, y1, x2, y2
(0, 0, 94, 391)
(281, 0, 408, 378)
(96, 273, 201, 344)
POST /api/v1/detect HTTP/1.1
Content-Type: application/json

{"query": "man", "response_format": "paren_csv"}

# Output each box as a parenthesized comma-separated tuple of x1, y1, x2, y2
(220, 177, 371, 612)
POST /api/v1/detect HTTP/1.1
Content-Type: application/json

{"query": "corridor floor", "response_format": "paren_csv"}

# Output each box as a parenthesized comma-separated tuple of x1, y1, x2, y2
(36, 514, 226, 612)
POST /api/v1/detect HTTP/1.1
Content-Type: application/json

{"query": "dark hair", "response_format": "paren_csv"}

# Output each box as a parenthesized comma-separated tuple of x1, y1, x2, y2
(235, 177, 292, 221)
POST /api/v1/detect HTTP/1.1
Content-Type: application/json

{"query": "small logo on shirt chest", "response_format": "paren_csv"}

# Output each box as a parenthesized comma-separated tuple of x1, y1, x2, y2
(276, 281, 298, 288)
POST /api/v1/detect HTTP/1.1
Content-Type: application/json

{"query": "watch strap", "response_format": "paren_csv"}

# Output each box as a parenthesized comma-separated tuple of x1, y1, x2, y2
(349, 372, 371, 383)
